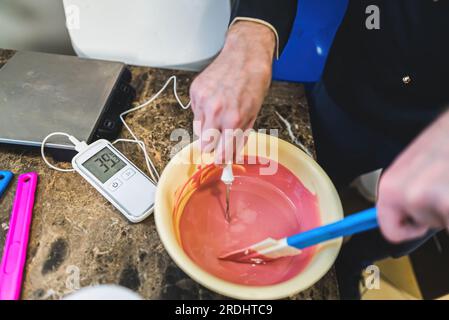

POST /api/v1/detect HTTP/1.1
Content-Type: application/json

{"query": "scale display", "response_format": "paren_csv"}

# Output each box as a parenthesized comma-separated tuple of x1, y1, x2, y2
(82, 147, 126, 183)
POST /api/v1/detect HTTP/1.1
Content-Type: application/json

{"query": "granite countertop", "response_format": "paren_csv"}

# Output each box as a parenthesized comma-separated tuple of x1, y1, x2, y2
(0, 49, 338, 300)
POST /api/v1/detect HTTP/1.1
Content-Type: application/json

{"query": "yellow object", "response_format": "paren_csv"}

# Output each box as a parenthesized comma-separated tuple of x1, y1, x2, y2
(155, 132, 344, 299)
(374, 257, 422, 299)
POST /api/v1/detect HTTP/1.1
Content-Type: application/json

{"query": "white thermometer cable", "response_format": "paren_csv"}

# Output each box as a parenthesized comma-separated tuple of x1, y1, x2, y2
(41, 76, 191, 183)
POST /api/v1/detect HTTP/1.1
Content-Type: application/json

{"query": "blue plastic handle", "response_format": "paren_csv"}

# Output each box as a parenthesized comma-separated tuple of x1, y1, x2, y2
(286, 207, 378, 249)
(0, 171, 14, 199)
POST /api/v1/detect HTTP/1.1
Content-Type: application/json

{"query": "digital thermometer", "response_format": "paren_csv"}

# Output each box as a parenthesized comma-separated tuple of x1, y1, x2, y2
(72, 139, 156, 223)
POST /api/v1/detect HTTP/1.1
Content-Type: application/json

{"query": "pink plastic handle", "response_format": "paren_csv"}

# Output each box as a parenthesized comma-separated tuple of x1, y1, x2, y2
(0, 172, 38, 300)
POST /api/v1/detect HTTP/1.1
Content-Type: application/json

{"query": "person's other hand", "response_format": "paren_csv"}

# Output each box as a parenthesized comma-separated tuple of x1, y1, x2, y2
(190, 21, 275, 163)
(377, 110, 449, 243)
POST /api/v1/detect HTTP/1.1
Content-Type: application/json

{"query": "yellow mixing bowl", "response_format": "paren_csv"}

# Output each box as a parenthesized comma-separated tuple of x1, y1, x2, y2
(155, 132, 343, 299)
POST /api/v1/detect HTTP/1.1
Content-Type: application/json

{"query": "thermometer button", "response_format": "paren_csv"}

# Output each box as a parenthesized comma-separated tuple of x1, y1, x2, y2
(122, 168, 136, 180)
(109, 179, 123, 192)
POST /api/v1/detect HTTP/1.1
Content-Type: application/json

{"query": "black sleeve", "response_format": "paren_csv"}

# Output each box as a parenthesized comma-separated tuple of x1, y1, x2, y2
(230, 0, 298, 53)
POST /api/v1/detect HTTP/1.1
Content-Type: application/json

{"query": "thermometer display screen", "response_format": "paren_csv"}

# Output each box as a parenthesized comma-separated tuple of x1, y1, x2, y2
(82, 147, 126, 183)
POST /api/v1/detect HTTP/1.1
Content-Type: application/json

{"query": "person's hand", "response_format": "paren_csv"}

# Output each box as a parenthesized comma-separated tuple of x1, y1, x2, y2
(190, 21, 275, 163)
(377, 109, 449, 243)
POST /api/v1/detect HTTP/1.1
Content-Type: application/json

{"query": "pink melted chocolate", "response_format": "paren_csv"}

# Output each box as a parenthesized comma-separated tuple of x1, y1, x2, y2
(179, 158, 321, 286)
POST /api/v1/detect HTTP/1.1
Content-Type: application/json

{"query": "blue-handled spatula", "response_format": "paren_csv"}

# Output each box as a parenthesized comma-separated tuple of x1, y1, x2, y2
(219, 207, 378, 264)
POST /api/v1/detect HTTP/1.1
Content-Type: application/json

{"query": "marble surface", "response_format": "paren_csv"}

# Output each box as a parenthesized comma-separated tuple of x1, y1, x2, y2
(0, 49, 338, 300)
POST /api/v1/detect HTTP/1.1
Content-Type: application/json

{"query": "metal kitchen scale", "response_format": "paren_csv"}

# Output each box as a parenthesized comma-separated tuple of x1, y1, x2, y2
(0, 51, 135, 160)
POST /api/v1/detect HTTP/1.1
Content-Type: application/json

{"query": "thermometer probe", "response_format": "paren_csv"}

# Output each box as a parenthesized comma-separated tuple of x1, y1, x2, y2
(221, 164, 234, 222)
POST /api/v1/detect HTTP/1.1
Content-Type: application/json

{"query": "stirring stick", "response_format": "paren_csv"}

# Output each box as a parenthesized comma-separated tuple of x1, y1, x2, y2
(225, 184, 231, 221)
(221, 164, 234, 222)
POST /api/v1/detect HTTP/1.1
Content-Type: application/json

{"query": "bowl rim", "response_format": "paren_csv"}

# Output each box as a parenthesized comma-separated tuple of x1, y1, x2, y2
(155, 132, 343, 299)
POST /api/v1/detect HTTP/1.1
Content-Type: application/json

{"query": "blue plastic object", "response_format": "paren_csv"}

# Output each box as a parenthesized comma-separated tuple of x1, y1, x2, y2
(286, 207, 378, 249)
(272, 0, 349, 83)
(0, 170, 14, 199)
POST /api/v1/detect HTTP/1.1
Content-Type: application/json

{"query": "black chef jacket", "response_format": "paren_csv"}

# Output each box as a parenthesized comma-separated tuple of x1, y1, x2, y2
(232, 0, 449, 145)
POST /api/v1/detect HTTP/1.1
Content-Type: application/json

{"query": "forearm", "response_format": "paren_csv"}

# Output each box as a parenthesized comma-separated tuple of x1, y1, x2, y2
(190, 1, 296, 162)
(231, 0, 298, 55)
(224, 21, 276, 72)
(190, 21, 277, 162)
(392, 108, 449, 165)
(434, 107, 449, 130)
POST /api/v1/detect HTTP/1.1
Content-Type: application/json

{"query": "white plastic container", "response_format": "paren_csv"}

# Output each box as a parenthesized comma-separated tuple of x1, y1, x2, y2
(63, 0, 231, 71)
(64, 285, 142, 300)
